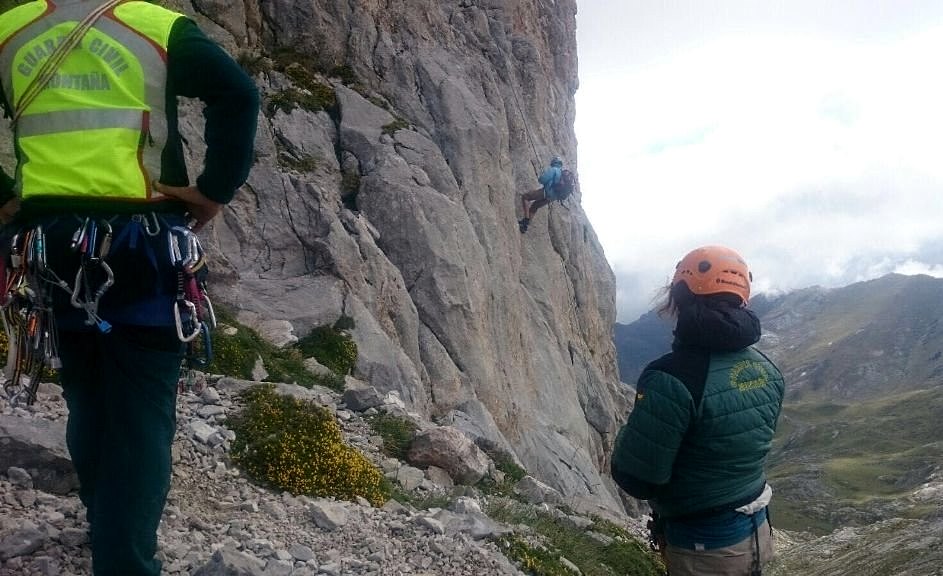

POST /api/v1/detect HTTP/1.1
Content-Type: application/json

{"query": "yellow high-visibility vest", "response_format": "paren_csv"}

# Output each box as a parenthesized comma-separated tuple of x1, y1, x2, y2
(0, 0, 183, 201)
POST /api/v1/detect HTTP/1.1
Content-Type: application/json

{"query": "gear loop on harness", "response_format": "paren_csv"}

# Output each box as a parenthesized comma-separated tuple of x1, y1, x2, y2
(1, 212, 216, 405)
(2, 224, 62, 406)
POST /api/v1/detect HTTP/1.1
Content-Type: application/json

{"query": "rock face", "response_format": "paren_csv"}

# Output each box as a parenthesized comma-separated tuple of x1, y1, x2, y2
(191, 0, 628, 510)
(0, 1, 629, 509)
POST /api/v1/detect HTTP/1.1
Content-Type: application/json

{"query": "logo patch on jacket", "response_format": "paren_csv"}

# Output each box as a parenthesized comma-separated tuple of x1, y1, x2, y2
(729, 360, 769, 392)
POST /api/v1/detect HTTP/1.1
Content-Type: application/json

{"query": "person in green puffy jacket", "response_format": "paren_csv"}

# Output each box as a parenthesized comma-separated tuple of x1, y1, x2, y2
(611, 245, 785, 576)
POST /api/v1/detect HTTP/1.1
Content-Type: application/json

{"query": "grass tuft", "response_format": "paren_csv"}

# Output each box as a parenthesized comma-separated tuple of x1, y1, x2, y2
(206, 307, 346, 391)
(367, 413, 417, 460)
(295, 325, 358, 376)
(489, 500, 664, 576)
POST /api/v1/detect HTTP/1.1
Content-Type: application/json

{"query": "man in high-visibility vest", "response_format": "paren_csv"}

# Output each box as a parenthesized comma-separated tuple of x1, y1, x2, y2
(0, 1, 259, 574)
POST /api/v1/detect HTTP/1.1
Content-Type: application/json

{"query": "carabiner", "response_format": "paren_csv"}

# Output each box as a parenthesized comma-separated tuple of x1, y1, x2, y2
(71, 218, 89, 252)
(96, 219, 113, 260)
(143, 212, 161, 236)
(169, 226, 201, 269)
(201, 290, 217, 329)
(168, 229, 182, 266)
(92, 261, 115, 301)
(32, 226, 46, 274)
(173, 300, 202, 342)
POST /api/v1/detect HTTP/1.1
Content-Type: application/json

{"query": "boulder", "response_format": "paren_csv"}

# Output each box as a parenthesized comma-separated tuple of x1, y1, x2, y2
(406, 426, 490, 485)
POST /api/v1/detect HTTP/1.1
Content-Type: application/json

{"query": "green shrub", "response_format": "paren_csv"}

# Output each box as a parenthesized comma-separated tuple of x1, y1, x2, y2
(498, 534, 574, 576)
(367, 413, 417, 460)
(476, 446, 526, 497)
(368, 95, 391, 110)
(206, 307, 342, 390)
(477, 475, 516, 498)
(295, 324, 358, 375)
(333, 315, 356, 332)
(208, 322, 264, 378)
(278, 152, 319, 173)
(381, 118, 410, 136)
(266, 86, 336, 116)
(492, 450, 527, 483)
(329, 64, 357, 85)
(236, 52, 271, 76)
(389, 486, 451, 511)
(228, 384, 389, 505)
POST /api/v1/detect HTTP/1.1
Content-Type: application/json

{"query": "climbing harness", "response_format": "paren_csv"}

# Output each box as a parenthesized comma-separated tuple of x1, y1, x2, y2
(1, 214, 217, 405)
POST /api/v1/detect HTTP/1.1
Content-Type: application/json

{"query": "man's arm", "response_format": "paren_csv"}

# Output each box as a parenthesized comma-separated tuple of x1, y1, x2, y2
(0, 78, 16, 222)
(162, 18, 259, 210)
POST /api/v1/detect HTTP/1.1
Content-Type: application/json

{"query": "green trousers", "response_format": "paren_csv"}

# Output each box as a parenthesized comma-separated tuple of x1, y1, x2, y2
(58, 325, 183, 576)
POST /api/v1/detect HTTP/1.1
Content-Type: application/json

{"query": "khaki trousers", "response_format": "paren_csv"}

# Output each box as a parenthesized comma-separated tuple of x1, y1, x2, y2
(664, 519, 774, 576)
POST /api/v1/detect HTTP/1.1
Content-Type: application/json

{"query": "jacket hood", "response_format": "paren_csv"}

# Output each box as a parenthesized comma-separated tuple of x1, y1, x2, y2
(673, 295, 761, 352)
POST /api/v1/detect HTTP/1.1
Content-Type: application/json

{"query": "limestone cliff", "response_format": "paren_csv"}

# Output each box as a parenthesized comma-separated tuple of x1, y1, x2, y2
(11, 0, 631, 510)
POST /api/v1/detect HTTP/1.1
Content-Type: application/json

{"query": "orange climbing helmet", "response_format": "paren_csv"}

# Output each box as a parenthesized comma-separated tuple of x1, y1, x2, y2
(672, 245, 752, 303)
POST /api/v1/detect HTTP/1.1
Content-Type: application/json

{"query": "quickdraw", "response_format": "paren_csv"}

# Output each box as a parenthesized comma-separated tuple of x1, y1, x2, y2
(2, 227, 64, 406)
(168, 225, 215, 393)
(69, 217, 114, 333)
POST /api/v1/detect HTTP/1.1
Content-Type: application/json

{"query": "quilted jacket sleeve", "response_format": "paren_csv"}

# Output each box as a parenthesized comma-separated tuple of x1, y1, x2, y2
(611, 368, 695, 497)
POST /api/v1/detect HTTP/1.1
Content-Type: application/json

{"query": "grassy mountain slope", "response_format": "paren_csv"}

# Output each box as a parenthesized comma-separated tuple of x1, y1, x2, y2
(763, 274, 943, 402)
(769, 386, 943, 533)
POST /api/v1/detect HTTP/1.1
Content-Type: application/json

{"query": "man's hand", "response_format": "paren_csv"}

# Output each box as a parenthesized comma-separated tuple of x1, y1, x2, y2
(153, 182, 222, 232)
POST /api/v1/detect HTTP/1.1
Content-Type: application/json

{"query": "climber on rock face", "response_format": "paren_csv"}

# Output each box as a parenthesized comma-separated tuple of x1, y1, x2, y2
(610, 245, 785, 576)
(518, 155, 574, 233)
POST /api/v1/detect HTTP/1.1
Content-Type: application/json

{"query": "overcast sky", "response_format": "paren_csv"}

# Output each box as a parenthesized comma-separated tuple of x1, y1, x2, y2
(575, 1, 943, 322)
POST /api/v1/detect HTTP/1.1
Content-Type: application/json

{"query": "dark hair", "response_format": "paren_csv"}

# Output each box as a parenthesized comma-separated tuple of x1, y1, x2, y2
(656, 281, 744, 318)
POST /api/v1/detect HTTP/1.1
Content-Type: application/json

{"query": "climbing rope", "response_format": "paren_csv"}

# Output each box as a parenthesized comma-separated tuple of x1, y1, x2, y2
(496, 44, 543, 178)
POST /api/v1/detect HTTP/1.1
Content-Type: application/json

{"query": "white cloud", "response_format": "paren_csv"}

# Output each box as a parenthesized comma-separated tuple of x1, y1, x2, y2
(576, 11, 943, 322)
(893, 260, 943, 278)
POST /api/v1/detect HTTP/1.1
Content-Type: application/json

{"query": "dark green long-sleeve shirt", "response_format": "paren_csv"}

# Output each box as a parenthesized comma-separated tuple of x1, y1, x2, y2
(0, 16, 259, 210)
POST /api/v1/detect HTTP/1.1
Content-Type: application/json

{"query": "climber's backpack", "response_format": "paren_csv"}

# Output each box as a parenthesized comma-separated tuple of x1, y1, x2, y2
(552, 169, 575, 202)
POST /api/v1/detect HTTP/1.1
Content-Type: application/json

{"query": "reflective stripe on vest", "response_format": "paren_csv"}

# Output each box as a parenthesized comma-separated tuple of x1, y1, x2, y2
(0, 0, 181, 201)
